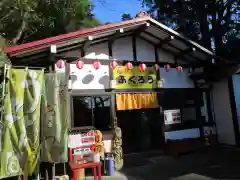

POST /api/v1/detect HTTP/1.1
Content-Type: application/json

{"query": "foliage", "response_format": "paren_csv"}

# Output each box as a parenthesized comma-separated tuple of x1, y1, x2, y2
(141, 0, 240, 60)
(0, 0, 101, 45)
(121, 13, 132, 21)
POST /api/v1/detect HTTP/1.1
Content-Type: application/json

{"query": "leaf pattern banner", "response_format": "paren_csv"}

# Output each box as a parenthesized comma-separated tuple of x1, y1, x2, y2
(0, 68, 44, 178)
(40, 73, 68, 163)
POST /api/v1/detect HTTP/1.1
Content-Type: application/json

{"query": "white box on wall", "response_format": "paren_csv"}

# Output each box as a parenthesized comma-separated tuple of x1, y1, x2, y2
(70, 63, 110, 90)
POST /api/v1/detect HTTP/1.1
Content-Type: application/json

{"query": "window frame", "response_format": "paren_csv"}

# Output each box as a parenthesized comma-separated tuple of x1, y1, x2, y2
(70, 92, 115, 131)
(159, 88, 202, 132)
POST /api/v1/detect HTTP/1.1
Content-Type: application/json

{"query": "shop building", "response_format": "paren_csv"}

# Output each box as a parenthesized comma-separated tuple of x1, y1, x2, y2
(4, 14, 223, 156)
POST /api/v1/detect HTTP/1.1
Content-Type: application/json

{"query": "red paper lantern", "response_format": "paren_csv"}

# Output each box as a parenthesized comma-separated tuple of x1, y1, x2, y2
(76, 60, 84, 69)
(164, 64, 171, 72)
(56, 59, 64, 69)
(125, 62, 133, 72)
(153, 64, 160, 72)
(139, 63, 147, 72)
(93, 60, 101, 70)
(176, 65, 183, 72)
(110, 60, 118, 69)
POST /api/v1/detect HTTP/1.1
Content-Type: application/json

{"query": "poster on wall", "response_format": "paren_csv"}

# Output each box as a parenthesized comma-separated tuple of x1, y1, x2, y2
(68, 130, 95, 148)
(113, 66, 157, 89)
(164, 109, 181, 125)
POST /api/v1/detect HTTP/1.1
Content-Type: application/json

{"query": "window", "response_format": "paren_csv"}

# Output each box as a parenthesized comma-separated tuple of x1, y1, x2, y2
(181, 107, 197, 122)
(72, 95, 112, 130)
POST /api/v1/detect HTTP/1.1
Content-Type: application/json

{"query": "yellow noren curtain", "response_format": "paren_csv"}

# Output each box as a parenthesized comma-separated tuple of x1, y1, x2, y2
(116, 93, 158, 110)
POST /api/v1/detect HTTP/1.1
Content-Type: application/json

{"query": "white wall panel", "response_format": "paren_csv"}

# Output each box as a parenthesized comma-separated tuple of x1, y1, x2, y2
(160, 68, 194, 88)
(136, 37, 155, 62)
(112, 36, 134, 61)
(212, 79, 236, 145)
(61, 42, 109, 60)
(232, 75, 240, 131)
(70, 63, 110, 89)
(165, 129, 200, 140)
(158, 48, 174, 63)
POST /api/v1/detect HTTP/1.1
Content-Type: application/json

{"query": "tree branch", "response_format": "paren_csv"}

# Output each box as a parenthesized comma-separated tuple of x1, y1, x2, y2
(11, 12, 28, 44)
(0, 0, 9, 9)
(0, 10, 14, 21)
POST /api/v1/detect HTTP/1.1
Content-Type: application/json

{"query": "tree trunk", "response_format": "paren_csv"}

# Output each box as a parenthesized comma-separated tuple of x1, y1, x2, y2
(11, 12, 28, 45)
(0, 0, 9, 9)
(199, 11, 211, 49)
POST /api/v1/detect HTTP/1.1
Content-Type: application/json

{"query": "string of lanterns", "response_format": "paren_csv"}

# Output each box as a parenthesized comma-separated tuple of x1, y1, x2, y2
(56, 59, 183, 72)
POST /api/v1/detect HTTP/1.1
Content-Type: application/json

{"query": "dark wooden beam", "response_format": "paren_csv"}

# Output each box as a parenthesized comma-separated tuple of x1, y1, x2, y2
(109, 28, 124, 42)
(133, 23, 150, 36)
(132, 35, 137, 61)
(142, 30, 204, 63)
(139, 36, 192, 64)
(149, 22, 213, 59)
(177, 47, 196, 56)
(108, 41, 113, 57)
(138, 35, 199, 65)
(58, 32, 135, 54)
(158, 35, 174, 47)
(82, 36, 93, 52)
(154, 45, 159, 63)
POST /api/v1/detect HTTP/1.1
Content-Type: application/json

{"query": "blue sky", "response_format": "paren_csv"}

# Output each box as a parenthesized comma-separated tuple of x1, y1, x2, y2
(91, 0, 146, 23)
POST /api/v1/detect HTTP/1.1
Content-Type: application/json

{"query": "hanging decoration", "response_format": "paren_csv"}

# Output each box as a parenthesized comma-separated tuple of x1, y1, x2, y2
(93, 60, 101, 70)
(56, 59, 65, 69)
(164, 64, 171, 72)
(125, 62, 133, 72)
(139, 63, 147, 72)
(76, 59, 84, 69)
(110, 60, 118, 69)
(176, 64, 183, 72)
(153, 64, 160, 72)
(116, 66, 123, 74)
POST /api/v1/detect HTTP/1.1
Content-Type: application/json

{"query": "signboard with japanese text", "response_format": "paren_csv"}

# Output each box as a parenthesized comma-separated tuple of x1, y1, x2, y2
(113, 66, 157, 89)
(164, 109, 181, 125)
(68, 130, 95, 148)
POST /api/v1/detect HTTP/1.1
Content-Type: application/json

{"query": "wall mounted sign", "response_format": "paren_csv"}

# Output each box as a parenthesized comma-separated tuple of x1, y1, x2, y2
(68, 130, 95, 148)
(113, 66, 157, 89)
(73, 147, 92, 155)
(164, 109, 181, 125)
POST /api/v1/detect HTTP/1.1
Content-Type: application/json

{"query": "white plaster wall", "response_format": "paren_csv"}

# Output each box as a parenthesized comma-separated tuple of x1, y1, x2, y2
(84, 42, 109, 60)
(62, 42, 110, 60)
(158, 48, 174, 63)
(160, 68, 194, 88)
(212, 79, 236, 145)
(165, 129, 200, 140)
(70, 63, 110, 89)
(65, 36, 196, 141)
(102, 131, 113, 153)
(136, 37, 155, 62)
(112, 36, 133, 61)
(232, 75, 240, 130)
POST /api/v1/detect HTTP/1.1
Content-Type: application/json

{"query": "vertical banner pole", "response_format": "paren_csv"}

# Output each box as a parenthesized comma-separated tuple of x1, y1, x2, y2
(0, 64, 8, 151)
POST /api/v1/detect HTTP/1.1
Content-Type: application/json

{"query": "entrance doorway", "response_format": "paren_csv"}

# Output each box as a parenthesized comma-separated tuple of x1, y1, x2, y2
(117, 107, 165, 154)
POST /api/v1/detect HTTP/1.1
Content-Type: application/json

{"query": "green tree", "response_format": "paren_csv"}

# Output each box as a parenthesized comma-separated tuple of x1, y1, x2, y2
(141, 0, 240, 60)
(121, 13, 132, 21)
(0, 0, 101, 45)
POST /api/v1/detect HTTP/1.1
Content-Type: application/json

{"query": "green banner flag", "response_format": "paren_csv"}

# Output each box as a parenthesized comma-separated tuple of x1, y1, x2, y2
(40, 73, 68, 163)
(0, 68, 44, 178)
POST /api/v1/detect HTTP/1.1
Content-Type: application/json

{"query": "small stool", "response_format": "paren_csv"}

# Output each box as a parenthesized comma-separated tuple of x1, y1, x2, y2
(69, 161, 102, 180)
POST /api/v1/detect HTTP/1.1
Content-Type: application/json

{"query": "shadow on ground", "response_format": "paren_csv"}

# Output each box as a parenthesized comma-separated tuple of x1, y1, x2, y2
(119, 146, 240, 180)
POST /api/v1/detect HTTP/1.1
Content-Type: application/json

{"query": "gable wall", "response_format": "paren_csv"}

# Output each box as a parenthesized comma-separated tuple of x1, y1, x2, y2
(60, 35, 198, 149)
(61, 36, 194, 90)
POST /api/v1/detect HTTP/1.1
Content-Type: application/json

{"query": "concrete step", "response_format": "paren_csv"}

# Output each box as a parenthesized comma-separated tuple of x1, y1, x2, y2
(85, 171, 141, 180)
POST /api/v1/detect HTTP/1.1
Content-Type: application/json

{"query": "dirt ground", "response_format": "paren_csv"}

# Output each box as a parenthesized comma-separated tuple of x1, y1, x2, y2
(12, 145, 240, 180)
(119, 146, 240, 180)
